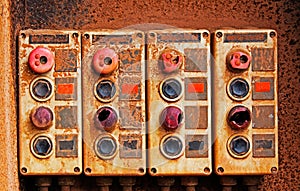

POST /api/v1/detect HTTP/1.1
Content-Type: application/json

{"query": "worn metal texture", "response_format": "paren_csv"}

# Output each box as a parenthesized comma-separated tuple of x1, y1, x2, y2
(18, 30, 82, 175)
(8, 0, 300, 190)
(82, 30, 146, 176)
(213, 29, 278, 175)
(147, 29, 212, 176)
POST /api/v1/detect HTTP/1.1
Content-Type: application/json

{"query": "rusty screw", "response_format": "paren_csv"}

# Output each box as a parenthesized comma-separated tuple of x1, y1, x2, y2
(119, 177, 136, 191)
(181, 177, 198, 191)
(157, 177, 175, 191)
(220, 176, 237, 191)
(32, 136, 52, 157)
(58, 177, 76, 191)
(35, 177, 52, 191)
(31, 106, 53, 129)
(96, 177, 113, 191)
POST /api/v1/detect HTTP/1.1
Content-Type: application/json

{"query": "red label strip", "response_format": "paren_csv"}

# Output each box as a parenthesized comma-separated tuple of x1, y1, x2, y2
(121, 84, 139, 95)
(187, 83, 204, 93)
(255, 82, 271, 92)
(57, 84, 74, 94)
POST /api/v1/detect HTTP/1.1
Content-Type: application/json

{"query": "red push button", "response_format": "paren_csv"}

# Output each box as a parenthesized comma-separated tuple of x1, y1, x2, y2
(28, 47, 54, 74)
(160, 106, 183, 131)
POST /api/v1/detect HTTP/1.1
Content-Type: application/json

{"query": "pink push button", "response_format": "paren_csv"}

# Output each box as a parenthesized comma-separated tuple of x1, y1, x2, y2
(28, 47, 54, 74)
(229, 52, 251, 70)
(161, 50, 183, 73)
(92, 48, 118, 75)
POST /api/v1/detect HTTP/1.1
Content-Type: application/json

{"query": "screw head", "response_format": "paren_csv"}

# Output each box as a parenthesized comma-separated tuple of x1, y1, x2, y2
(161, 78, 182, 100)
(32, 79, 52, 99)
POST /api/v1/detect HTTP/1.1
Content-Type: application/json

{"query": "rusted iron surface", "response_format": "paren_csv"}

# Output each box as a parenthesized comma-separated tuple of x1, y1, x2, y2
(0, 0, 19, 190)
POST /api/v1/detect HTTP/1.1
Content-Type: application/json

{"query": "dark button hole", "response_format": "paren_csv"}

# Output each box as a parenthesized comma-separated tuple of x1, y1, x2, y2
(98, 109, 111, 122)
(229, 111, 250, 125)
(104, 57, 112, 65)
(40, 56, 48, 64)
(240, 55, 248, 63)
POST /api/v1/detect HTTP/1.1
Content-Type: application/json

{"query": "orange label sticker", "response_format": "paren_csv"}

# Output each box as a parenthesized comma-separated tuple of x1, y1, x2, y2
(188, 83, 204, 93)
(121, 84, 139, 95)
(255, 82, 271, 92)
(57, 84, 74, 94)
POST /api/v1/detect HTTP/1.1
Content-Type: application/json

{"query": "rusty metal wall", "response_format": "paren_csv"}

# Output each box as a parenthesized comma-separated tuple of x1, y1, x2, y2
(9, 0, 300, 190)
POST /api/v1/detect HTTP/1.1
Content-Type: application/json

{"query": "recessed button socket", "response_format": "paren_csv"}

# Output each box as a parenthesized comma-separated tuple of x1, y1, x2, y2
(31, 134, 53, 158)
(160, 134, 184, 159)
(227, 134, 251, 158)
(94, 135, 118, 160)
(30, 77, 54, 102)
(159, 77, 183, 102)
(94, 79, 117, 102)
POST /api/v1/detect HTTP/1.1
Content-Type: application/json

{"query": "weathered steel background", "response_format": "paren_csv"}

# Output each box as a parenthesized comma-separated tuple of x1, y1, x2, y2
(6, 0, 300, 190)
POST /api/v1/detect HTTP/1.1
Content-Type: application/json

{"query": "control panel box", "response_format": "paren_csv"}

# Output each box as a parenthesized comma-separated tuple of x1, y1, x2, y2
(147, 29, 212, 176)
(18, 30, 82, 175)
(213, 29, 278, 175)
(82, 30, 146, 176)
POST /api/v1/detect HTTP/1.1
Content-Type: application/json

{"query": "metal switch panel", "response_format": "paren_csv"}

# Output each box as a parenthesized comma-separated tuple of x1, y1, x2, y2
(213, 29, 278, 175)
(147, 29, 212, 176)
(18, 30, 82, 175)
(82, 30, 146, 176)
